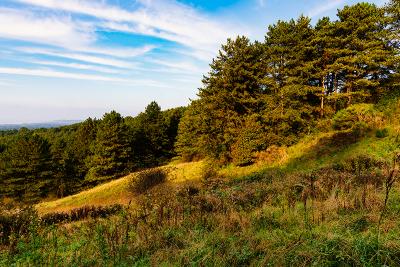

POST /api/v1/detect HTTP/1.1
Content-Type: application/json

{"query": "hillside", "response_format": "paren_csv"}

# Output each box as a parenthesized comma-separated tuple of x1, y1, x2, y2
(1, 1, 399, 265)
(37, 119, 399, 214)
(2, 117, 398, 265)
(36, 161, 205, 214)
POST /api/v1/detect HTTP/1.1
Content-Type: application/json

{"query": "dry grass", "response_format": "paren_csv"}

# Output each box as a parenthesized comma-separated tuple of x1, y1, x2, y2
(36, 161, 204, 215)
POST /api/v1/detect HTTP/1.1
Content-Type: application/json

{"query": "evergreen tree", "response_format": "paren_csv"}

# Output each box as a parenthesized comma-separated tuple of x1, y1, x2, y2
(262, 16, 319, 145)
(87, 111, 131, 182)
(71, 118, 97, 178)
(328, 3, 392, 104)
(0, 128, 52, 201)
(194, 36, 265, 161)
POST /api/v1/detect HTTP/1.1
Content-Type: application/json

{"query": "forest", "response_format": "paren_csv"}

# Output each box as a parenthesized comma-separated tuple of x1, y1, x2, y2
(0, 1, 399, 266)
(0, 102, 185, 201)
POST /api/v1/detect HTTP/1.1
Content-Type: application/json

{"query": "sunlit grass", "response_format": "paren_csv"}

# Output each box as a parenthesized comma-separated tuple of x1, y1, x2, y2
(36, 161, 204, 214)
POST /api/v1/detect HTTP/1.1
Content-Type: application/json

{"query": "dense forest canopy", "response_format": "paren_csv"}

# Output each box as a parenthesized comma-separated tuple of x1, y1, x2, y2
(0, 1, 399, 202)
(176, 1, 400, 165)
(0, 102, 185, 202)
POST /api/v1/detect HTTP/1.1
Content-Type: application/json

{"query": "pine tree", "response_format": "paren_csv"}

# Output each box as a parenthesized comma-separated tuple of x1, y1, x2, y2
(0, 128, 52, 201)
(262, 16, 319, 145)
(328, 3, 392, 105)
(194, 36, 265, 161)
(87, 111, 131, 182)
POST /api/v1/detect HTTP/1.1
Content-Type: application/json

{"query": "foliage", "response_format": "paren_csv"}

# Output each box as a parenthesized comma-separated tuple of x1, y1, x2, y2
(128, 167, 168, 195)
(41, 204, 123, 225)
(0, 102, 185, 202)
(332, 104, 383, 130)
(177, 2, 398, 163)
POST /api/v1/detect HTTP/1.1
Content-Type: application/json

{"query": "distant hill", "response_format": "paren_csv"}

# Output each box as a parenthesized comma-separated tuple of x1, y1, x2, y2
(0, 120, 81, 130)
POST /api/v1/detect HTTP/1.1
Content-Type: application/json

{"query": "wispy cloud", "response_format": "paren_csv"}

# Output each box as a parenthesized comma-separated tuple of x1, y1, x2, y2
(0, 7, 94, 49)
(308, 0, 346, 18)
(83, 45, 156, 58)
(29, 60, 121, 74)
(17, 47, 137, 69)
(147, 59, 206, 74)
(0, 67, 175, 88)
(0, 67, 127, 82)
(16, 0, 246, 61)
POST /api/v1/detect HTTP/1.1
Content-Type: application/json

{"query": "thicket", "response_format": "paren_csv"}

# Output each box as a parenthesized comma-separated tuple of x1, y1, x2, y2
(0, 102, 185, 202)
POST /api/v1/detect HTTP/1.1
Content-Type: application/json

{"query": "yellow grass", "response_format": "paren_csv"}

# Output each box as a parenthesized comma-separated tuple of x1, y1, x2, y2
(36, 161, 204, 215)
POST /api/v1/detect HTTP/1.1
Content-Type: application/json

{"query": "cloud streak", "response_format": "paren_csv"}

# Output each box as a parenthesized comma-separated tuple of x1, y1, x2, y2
(17, 47, 137, 69)
(15, 0, 246, 61)
(308, 0, 346, 18)
(0, 67, 127, 82)
(29, 60, 121, 74)
(0, 7, 94, 49)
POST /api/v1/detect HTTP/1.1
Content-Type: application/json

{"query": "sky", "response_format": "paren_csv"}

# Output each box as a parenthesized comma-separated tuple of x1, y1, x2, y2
(0, 0, 387, 124)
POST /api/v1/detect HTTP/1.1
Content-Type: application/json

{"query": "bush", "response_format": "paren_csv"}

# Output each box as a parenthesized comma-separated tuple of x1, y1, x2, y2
(129, 167, 168, 195)
(0, 205, 38, 246)
(375, 128, 389, 138)
(41, 204, 123, 225)
(332, 104, 383, 130)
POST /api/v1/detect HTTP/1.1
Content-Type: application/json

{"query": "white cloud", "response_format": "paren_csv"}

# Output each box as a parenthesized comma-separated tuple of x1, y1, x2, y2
(29, 60, 121, 74)
(0, 67, 175, 88)
(0, 67, 127, 82)
(308, 0, 346, 18)
(0, 7, 94, 49)
(16, 0, 246, 61)
(147, 59, 205, 74)
(84, 45, 156, 58)
(17, 47, 137, 68)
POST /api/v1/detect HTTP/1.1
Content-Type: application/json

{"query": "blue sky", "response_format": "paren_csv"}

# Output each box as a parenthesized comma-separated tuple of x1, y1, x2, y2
(0, 0, 387, 123)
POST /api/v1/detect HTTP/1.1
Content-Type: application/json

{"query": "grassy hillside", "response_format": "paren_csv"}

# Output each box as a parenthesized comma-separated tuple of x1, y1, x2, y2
(36, 161, 205, 214)
(37, 119, 399, 214)
(2, 102, 400, 266)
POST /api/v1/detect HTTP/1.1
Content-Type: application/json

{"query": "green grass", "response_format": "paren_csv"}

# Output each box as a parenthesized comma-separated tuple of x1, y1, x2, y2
(36, 161, 204, 214)
(5, 103, 400, 266)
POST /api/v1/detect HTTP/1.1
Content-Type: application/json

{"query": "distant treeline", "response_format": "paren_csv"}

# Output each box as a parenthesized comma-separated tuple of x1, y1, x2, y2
(176, 1, 399, 165)
(0, 102, 185, 202)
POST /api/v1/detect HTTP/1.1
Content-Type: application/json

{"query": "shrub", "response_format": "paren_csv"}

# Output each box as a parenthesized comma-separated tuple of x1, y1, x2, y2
(332, 104, 383, 130)
(0, 205, 38, 246)
(41, 204, 123, 225)
(129, 167, 168, 195)
(375, 128, 389, 138)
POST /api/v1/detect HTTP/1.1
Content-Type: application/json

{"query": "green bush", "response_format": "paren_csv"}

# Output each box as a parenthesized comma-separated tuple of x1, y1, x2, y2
(332, 104, 383, 130)
(128, 167, 168, 195)
(375, 128, 389, 138)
